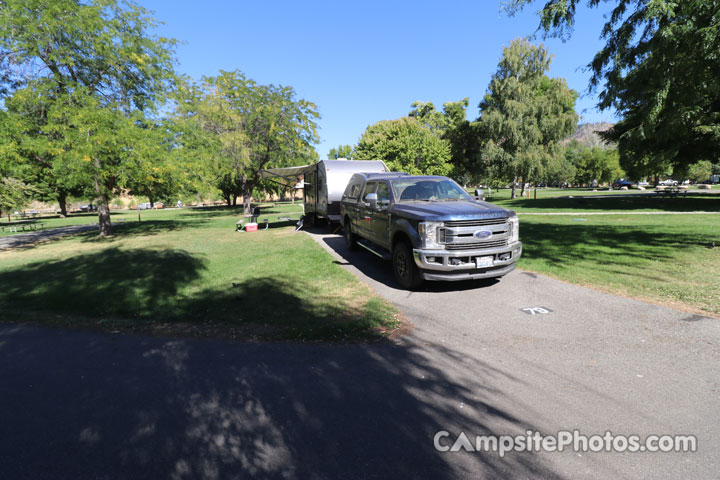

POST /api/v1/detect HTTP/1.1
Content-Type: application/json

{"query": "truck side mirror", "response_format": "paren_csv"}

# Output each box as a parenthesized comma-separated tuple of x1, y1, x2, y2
(364, 192, 378, 209)
(474, 189, 485, 201)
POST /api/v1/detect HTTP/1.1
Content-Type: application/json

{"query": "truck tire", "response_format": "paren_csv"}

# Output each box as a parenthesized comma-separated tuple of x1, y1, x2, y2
(344, 221, 358, 250)
(393, 242, 423, 289)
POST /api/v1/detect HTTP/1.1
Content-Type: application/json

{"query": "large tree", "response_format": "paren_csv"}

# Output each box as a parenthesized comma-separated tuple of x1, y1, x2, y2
(175, 71, 319, 213)
(408, 99, 482, 185)
(355, 117, 452, 176)
(0, 0, 177, 235)
(479, 39, 578, 198)
(505, 0, 720, 175)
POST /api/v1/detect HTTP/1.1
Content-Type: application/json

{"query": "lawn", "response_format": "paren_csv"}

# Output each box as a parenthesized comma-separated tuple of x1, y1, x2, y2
(517, 214, 720, 316)
(0, 204, 401, 341)
(487, 190, 720, 213)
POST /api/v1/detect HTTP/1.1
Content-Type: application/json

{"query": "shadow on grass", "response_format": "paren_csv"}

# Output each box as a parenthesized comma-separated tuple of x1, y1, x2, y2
(77, 218, 211, 243)
(0, 247, 391, 341)
(0, 247, 207, 318)
(0, 323, 564, 479)
(497, 193, 720, 211)
(520, 221, 716, 267)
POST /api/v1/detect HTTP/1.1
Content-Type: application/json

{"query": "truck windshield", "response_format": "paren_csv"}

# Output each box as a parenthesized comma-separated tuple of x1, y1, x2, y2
(391, 178, 472, 202)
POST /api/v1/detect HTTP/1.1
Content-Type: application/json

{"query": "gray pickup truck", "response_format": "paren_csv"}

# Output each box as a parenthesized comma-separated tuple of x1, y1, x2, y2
(340, 173, 522, 289)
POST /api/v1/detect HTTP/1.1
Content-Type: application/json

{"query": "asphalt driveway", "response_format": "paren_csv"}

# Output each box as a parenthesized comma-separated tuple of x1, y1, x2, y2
(0, 228, 717, 479)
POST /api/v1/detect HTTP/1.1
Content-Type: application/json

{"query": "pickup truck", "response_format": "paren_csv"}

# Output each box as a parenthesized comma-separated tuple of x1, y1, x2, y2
(340, 173, 522, 289)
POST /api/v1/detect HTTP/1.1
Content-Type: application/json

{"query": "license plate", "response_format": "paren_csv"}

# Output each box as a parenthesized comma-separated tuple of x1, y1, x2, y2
(476, 256, 494, 268)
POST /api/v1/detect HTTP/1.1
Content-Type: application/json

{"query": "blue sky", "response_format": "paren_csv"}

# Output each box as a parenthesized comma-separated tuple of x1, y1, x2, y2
(141, 0, 618, 158)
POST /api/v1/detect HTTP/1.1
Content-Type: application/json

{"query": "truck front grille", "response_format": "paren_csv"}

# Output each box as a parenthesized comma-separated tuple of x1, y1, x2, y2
(444, 218, 507, 228)
(445, 239, 509, 250)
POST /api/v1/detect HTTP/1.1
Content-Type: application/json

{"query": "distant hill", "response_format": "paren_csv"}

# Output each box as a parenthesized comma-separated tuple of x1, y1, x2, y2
(563, 122, 615, 149)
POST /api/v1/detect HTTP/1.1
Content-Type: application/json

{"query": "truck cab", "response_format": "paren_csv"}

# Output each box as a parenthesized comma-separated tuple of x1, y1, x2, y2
(341, 174, 522, 289)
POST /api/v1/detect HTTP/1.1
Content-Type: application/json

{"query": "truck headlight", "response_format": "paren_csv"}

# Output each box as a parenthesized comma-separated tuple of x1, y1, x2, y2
(509, 215, 519, 243)
(418, 221, 445, 249)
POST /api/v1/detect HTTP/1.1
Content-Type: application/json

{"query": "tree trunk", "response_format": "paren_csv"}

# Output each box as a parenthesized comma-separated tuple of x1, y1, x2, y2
(511, 176, 517, 199)
(149, 196, 154, 209)
(57, 191, 68, 217)
(242, 182, 252, 214)
(93, 168, 113, 236)
(97, 194, 112, 236)
(232, 195, 237, 206)
(520, 179, 526, 198)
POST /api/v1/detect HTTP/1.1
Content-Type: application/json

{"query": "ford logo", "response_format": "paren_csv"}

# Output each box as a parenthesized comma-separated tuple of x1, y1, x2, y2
(473, 230, 493, 240)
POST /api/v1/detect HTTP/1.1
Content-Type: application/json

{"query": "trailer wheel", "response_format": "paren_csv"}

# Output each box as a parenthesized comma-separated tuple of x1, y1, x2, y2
(344, 221, 358, 250)
(392, 242, 423, 289)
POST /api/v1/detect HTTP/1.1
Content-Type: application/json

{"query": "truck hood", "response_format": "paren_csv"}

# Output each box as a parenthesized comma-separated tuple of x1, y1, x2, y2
(390, 200, 513, 221)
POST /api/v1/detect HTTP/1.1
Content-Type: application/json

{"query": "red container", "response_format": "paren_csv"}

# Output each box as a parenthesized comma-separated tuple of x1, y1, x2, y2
(245, 223, 258, 232)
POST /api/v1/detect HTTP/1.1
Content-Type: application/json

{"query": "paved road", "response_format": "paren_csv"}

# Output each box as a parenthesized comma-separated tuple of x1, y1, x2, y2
(0, 229, 717, 479)
(0, 224, 98, 251)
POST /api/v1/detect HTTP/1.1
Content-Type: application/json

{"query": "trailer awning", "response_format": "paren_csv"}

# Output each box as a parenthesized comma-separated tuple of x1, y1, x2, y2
(260, 165, 313, 186)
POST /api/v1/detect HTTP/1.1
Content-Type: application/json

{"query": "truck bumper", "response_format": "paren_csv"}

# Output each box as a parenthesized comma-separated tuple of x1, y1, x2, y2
(413, 242, 522, 281)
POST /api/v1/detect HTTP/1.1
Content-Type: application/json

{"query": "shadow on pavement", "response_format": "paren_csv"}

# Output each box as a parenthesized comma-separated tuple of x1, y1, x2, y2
(0, 324, 565, 479)
(313, 228, 501, 294)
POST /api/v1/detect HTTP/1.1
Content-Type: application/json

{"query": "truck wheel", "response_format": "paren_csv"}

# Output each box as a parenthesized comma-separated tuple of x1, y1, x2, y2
(393, 242, 423, 289)
(344, 221, 358, 250)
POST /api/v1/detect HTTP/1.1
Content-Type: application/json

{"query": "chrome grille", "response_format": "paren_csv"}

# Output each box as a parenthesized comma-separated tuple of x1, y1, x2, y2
(444, 218, 507, 228)
(445, 239, 509, 250)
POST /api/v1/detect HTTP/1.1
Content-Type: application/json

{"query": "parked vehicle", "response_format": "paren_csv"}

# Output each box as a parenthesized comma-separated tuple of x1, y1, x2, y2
(137, 202, 152, 210)
(341, 173, 522, 289)
(659, 179, 678, 186)
(261, 159, 389, 225)
(637, 181, 649, 186)
(709, 175, 720, 184)
(612, 179, 633, 188)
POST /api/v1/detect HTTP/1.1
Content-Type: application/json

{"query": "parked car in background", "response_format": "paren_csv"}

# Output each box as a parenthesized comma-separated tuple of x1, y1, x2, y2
(637, 181, 649, 186)
(137, 202, 152, 210)
(659, 179, 678, 186)
(612, 179, 633, 188)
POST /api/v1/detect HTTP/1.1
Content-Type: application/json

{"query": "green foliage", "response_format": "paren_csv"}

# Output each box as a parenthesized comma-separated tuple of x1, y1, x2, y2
(409, 99, 481, 184)
(355, 117, 452, 176)
(0, 0, 177, 110)
(174, 71, 319, 211)
(505, 0, 720, 172)
(0, 177, 37, 217)
(479, 39, 578, 195)
(328, 145, 354, 159)
(564, 140, 623, 185)
(686, 161, 713, 184)
(0, 0, 178, 234)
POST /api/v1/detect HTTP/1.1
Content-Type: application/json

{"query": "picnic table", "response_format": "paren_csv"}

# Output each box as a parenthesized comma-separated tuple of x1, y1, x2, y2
(654, 186, 689, 198)
(235, 214, 303, 232)
(0, 220, 46, 233)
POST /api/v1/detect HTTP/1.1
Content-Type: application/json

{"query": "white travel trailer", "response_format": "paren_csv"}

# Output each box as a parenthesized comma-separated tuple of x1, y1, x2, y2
(261, 159, 389, 224)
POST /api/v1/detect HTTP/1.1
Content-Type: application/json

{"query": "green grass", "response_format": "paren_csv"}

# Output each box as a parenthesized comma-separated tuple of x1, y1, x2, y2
(475, 188, 720, 213)
(0, 203, 401, 341)
(518, 214, 720, 316)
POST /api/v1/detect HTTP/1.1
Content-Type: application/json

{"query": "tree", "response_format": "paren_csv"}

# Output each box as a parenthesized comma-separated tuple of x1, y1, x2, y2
(409, 99, 482, 185)
(175, 71, 319, 213)
(2, 83, 87, 216)
(686, 161, 713, 184)
(328, 145, 354, 160)
(0, 0, 177, 235)
(565, 140, 623, 186)
(478, 39, 578, 198)
(355, 117, 452, 176)
(505, 0, 720, 174)
(0, 177, 37, 220)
